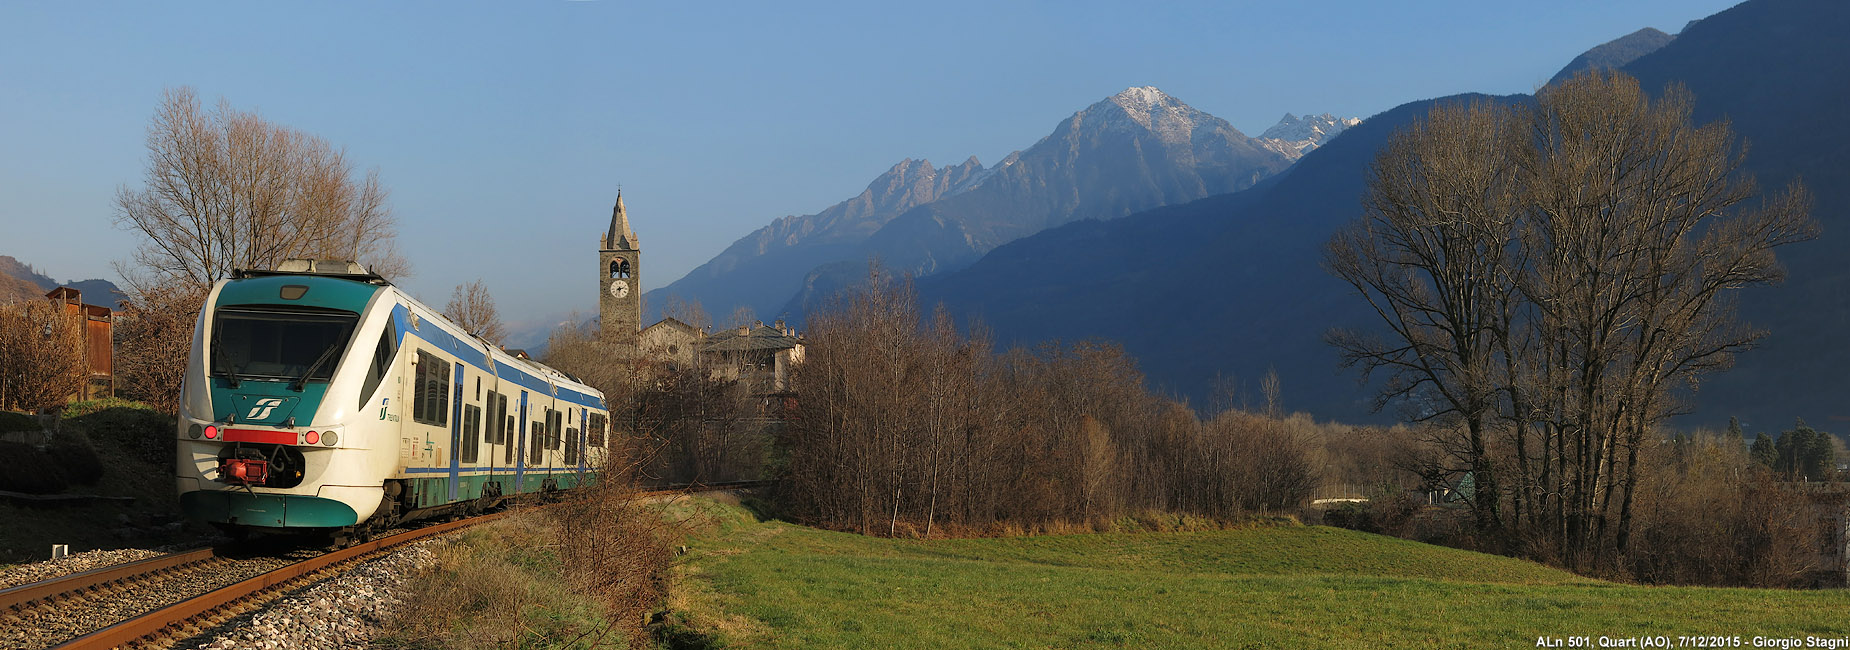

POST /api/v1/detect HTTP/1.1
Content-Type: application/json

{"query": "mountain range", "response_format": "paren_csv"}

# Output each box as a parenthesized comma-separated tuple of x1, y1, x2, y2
(1257, 113, 1361, 158)
(1547, 27, 1676, 86)
(919, 0, 1850, 429)
(645, 0, 1844, 431)
(646, 89, 1350, 324)
(0, 256, 124, 309)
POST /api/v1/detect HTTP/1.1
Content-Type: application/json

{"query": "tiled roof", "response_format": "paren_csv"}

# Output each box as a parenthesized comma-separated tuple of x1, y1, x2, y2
(702, 325, 802, 353)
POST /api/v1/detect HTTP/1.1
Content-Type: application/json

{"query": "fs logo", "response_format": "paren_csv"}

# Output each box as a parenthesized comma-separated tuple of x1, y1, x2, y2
(247, 398, 285, 420)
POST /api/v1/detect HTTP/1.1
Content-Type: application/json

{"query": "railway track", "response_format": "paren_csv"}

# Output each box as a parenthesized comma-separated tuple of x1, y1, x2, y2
(0, 480, 768, 650)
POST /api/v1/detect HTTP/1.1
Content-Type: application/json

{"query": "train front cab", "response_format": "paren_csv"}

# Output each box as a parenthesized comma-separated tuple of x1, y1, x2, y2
(175, 274, 398, 532)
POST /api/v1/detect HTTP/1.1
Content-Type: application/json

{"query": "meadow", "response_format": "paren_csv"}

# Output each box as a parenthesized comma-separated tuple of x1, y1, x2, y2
(660, 496, 1850, 649)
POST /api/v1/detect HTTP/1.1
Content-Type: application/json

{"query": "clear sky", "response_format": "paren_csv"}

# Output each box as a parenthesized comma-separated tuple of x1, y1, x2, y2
(0, 0, 1741, 341)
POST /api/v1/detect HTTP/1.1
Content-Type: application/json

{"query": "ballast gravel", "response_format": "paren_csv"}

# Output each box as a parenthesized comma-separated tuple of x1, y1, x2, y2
(0, 547, 167, 590)
(180, 538, 442, 650)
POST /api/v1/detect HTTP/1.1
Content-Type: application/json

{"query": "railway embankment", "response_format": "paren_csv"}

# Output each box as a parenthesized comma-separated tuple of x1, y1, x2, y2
(0, 400, 218, 566)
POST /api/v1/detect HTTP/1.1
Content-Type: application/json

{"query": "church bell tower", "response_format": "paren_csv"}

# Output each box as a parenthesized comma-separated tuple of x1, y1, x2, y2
(599, 191, 641, 352)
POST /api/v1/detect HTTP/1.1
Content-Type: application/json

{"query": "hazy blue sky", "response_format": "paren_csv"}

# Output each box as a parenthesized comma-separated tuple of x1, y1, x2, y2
(0, 0, 1741, 338)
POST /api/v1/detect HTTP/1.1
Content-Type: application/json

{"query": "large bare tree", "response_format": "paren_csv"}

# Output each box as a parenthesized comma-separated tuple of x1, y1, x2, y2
(113, 86, 407, 290)
(1327, 71, 1816, 566)
(443, 279, 506, 344)
(111, 87, 410, 412)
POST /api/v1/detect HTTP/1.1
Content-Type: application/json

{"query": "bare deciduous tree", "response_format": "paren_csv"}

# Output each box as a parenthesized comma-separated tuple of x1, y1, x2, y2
(110, 87, 410, 411)
(444, 279, 506, 344)
(113, 283, 207, 414)
(0, 300, 88, 411)
(1326, 70, 1817, 567)
(113, 87, 408, 290)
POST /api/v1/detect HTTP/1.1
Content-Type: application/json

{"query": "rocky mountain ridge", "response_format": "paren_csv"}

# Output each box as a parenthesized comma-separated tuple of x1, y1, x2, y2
(649, 86, 1306, 323)
(1258, 113, 1361, 158)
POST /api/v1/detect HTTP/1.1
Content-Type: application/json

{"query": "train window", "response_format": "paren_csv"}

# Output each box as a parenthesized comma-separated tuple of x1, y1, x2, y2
(564, 427, 579, 465)
(461, 404, 482, 464)
(504, 414, 517, 464)
(546, 409, 563, 450)
(485, 391, 503, 445)
(530, 423, 544, 464)
(587, 413, 606, 448)
(412, 351, 450, 426)
(358, 328, 396, 409)
(474, 377, 480, 401)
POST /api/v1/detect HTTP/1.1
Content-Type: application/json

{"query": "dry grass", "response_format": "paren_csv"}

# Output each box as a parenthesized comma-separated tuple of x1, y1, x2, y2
(380, 478, 672, 650)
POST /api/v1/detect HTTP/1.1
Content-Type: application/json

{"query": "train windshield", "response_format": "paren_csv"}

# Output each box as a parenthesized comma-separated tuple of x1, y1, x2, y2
(211, 308, 360, 384)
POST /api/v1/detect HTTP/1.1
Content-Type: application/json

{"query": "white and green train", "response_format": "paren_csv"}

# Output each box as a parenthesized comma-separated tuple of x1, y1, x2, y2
(175, 260, 609, 540)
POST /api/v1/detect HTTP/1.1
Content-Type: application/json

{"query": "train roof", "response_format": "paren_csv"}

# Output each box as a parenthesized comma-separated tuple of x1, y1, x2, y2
(217, 260, 605, 407)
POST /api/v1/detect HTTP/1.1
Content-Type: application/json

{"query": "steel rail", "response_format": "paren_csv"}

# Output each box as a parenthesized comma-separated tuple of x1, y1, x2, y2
(46, 479, 770, 649)
(0, 548, 219, 613)
(51, 510, 512, 650)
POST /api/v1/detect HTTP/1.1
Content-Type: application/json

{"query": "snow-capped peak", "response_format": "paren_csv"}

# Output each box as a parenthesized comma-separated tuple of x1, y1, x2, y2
(1258, 112, 1361, 159)
(1082, 86, 1210, 144)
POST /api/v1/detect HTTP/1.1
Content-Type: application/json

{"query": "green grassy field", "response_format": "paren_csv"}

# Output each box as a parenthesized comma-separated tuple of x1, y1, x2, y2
(661, 496, 1850, 649)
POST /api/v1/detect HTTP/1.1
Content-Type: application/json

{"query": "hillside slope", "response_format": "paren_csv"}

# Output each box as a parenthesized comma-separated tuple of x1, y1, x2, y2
(920, 94, 1514, 417)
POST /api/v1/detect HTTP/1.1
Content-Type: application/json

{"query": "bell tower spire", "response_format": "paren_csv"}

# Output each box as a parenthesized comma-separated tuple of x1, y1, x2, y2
(598, 190, 641, 352)
(602, 189, 639, 251)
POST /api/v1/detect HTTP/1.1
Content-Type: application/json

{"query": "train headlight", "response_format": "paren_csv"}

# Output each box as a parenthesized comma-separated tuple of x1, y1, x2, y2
(321, 430, 338, 446)
(304, 430, 320, 445)
(188, 424, 202, 439)
(204, 425, 219, 440)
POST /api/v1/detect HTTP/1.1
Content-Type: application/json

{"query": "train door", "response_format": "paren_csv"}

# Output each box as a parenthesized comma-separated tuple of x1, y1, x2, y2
(514, 391, 528, 493)
(406, 347, 452, 469)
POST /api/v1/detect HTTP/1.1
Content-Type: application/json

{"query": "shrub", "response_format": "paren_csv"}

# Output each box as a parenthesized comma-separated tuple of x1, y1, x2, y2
(383, 472, 671, 649)
(0, 410, 40, 433)
(65, 400, 172, 466)
(60, 398, 152, 419)
(0, 442, 68, 494)
(47, 437, 104, 486)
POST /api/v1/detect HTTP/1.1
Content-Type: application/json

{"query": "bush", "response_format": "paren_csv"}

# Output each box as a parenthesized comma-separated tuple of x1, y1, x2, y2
(0, 441, 69, 494)
(383, 475, 670, 649)
(0, 410, 39, 433)
(1321, 492, 1421, 537)
(65, 400, 172, 466)
(47, 437, 103, 486)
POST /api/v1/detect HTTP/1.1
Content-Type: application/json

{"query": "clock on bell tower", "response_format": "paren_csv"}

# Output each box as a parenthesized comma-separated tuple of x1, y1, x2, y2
(598, 190, 641, 353)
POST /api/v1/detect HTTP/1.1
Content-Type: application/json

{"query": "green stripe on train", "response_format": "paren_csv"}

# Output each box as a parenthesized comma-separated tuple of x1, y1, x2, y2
(405, 471, 598, 508)
(180, 491, 360, 528)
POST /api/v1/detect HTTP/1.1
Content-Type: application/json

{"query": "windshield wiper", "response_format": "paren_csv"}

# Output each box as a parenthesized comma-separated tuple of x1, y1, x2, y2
(225, 364, 243, 388)
(289, 344, 343, 392)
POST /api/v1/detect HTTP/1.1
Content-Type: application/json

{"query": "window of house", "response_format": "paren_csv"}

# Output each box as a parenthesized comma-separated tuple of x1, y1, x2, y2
(609, 258, 630, 279)
(412, 351, 450, 426)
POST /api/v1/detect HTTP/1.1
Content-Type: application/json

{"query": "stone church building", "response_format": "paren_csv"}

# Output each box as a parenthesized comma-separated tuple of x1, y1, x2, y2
(596, 192, 804, 394)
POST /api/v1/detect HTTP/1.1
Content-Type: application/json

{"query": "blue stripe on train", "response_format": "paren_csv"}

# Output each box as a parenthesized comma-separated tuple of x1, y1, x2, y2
(388, 303, 604, 410)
